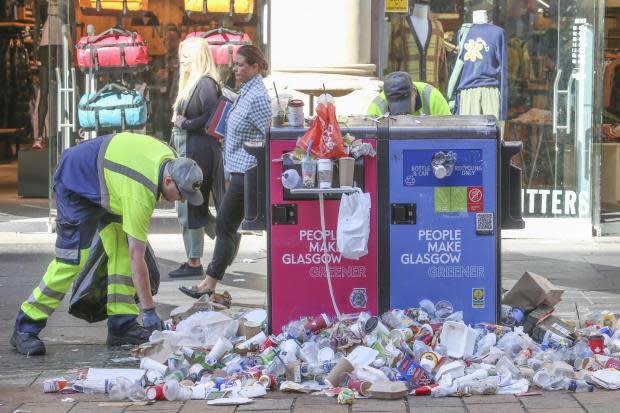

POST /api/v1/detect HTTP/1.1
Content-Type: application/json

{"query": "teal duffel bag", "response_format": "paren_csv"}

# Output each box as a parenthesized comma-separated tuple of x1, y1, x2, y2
(78, 83, 147, 130)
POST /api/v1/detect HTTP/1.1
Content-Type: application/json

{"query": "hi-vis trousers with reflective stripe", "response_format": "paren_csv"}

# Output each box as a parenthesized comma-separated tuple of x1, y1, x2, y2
(19, 222, 139, 324)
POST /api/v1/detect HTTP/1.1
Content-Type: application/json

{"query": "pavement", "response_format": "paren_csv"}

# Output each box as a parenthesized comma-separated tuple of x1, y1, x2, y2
(2, 207, 620, 411)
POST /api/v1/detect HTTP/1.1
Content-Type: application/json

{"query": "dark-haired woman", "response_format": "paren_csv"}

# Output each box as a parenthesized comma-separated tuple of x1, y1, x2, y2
(178, 45, 271, 306)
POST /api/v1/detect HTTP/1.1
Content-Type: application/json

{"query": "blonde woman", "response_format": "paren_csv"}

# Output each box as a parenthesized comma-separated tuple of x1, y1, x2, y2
(169, 36, 225, 278)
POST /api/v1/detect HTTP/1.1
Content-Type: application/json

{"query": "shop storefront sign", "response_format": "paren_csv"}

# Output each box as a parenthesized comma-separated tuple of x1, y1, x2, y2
(385, 0, 408, 13)
(521, 189, 590, 217)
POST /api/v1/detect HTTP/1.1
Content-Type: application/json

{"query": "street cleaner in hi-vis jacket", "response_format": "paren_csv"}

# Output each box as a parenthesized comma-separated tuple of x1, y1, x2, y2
(11, 132, 204, 355)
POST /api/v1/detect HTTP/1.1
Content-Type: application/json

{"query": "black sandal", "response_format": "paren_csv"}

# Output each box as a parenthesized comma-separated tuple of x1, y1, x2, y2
(178, 286, 213, 299)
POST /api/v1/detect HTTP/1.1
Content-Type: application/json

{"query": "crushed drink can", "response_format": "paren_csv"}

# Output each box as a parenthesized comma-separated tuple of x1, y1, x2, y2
(260, 334, 279, 351)
(589, 334, 605, 355)
(43, 377, 68, 393)
(146, 384, 166, 401)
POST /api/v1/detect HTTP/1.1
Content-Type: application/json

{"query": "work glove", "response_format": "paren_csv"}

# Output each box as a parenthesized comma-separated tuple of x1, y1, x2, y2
(173, 115, 186, 129)
(142, 307, 163, 332)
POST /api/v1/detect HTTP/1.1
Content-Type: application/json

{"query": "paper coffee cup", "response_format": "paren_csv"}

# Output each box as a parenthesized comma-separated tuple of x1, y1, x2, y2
(207, 337, 233, 362)
(338, 157, 355, 188)
(241, 320, 262, 339)
(239, 331, 267, 350)
(325, 357, 354, 387)
(140, 357, 168, 375)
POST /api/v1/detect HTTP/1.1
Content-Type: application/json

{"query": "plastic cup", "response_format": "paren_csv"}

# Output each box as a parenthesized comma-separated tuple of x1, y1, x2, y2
(346, 378, 371, 396)
(317, 159, 333, 189)
(301, 160, 317, 188)
(239, 331, 267, 350)
(280, 339, 299, 364)
(300, 341, 319, 364)
(140, 357, 168, 375)
(207, 337, 233, 362)
(317, 347, 335, 362)
(338, 157, 355, 188)
(163, 380, 192, 401)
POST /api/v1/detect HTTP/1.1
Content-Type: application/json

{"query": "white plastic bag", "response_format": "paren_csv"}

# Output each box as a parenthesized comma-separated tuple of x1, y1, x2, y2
(337, 189, 371, 260)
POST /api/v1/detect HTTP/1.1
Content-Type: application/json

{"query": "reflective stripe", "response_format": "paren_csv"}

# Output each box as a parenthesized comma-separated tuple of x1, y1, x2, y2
(37, 281, 65, 301)
(55, 247, 79, 262)
(97, 134, 114, 210)
(103, 159, 158, 199)
(26, 297, 54, 315)
(421, 85, 433, 115)
(109, 274, 134, 287)
(372, 95, 389, 115)
(108, 293, 136, 304)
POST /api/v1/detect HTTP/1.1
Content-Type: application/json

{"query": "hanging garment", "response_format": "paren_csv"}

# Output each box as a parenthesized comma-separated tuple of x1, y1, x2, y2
(507, 37, 531, 82)
(454, 23, 508, 120)
(388, 14, 447, 91)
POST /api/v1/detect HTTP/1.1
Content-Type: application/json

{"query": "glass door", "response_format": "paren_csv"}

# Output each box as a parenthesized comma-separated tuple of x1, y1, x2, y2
(548, 0, 603, 235)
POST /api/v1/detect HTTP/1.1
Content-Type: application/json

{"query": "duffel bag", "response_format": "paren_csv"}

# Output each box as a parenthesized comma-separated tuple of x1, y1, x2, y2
(76, 27, 148, 73)
(184, 0, 253, 15)
(186, 28, 251, 66)
(79, 0, 148, 14)
(78, 83, 147, 130)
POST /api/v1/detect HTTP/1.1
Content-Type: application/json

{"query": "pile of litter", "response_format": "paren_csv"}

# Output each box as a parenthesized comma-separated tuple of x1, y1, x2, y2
(42, 272, 620, 405)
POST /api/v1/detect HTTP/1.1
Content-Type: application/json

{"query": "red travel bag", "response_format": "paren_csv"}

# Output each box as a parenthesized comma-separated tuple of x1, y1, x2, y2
(76, 27, 149, 73)
(186, 28, 251, 66)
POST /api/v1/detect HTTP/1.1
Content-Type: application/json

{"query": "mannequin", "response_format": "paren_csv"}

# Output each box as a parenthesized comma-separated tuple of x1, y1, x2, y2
(388, 0, 447, 90)
(472, 10, 489, 24)
(410, 2, 430, 51)
(450, 9, 507, 120)
(37, 0, 75, 144)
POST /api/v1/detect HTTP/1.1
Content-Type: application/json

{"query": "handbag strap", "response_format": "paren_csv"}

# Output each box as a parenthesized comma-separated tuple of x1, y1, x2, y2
(87, 83, 132, 104)
(90, 26, 135, 44)
(178, 75, 221, 116)
(446, 23, 472, 101)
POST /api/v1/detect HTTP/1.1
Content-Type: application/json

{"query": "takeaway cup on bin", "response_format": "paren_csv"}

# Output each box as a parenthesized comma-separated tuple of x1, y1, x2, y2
(338, 157, 355, 188)
(317, 159, 333, 189)
(301, 160, 317, 188)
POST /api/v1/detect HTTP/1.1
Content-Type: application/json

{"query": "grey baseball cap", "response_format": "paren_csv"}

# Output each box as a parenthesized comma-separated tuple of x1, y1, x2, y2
(384, 71, 413, 115)
(168, 157, 204, 206)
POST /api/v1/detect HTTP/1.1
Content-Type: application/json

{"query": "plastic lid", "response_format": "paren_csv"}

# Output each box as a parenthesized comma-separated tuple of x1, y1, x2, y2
(364, 316, 379, 334)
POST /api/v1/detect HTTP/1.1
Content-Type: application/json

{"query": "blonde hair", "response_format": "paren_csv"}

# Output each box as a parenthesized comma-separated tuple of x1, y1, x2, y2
(173, 37, 218, 113)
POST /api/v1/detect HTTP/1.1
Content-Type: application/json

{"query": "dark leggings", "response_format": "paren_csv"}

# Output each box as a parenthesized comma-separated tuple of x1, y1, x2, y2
(205, 173, 245, 280)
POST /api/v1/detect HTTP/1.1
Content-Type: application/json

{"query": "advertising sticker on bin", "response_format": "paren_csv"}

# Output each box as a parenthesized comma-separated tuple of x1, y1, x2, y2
(403, 149, 483, 187)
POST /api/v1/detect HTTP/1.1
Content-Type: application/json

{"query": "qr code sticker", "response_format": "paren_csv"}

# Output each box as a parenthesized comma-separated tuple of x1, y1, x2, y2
(476, 213, 494, 235)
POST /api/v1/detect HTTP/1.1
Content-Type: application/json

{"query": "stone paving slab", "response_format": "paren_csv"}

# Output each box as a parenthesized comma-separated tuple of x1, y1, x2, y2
(351, 399, 406, 412)
(464, 403, 527, 413)
(179, 403, 236, 413)
(462, 394, 519, 404)
(582, 405, 620, 413)
(237, 398, 293, 411)
(409, 406, 466, 413)
(407, 396, 464, 407)
(14, 402, 76, 413)
(519, 393, 582, 410)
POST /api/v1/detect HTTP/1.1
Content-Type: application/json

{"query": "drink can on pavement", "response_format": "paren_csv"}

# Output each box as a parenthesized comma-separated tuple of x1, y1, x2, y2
(43, 378, 68, 393)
